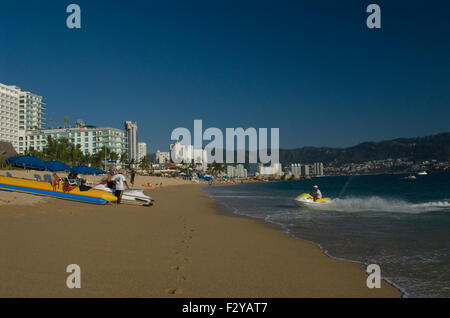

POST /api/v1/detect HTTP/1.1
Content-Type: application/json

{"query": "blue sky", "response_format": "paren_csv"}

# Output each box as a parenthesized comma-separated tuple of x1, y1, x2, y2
(1, 0, 449, 153)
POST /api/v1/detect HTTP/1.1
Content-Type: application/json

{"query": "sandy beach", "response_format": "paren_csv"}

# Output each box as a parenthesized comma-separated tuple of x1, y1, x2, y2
(0, 170, 191, 205)
(0, 175, 401, 297)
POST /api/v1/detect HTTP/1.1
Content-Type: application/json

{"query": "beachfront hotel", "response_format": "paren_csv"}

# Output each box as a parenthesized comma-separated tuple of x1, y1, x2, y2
(258, 162, 283, 176)
(169, 141, 208, 170)
(227, 164, 248, 178)
(312, 162, 324, 176)
(0, 83, 45, 152)
(290, 163, 302, 176)
(125, 121, 138, 162)
(155, 150, 170, 164)
(137, 142, 147, 161)
(20, 126, 127, 155)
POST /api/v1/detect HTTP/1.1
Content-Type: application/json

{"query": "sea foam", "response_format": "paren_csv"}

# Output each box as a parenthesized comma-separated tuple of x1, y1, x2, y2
(308, 196, 450, 214)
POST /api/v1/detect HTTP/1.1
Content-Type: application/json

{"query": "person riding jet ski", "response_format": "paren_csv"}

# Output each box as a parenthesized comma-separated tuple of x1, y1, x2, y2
(310, 185, 322, 202)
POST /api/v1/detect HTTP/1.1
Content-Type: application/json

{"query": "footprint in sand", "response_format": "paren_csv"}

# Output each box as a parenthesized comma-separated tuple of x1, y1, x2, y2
(171, 265, 184, 271)
(165, 288, 183, 295)
(178, 275, 187, 281)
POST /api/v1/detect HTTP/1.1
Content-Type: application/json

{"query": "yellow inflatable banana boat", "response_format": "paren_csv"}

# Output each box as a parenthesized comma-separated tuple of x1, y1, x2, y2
(294, 193, 330, 207)
(0, 175, 117, 204)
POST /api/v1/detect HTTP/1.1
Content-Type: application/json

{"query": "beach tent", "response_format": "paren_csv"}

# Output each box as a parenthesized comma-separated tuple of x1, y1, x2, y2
(70, 165, 98, 175)
(6, 155, 46, 170)
(93, 169, 106, 175)
(197, 173, 213, 181)
(44, 160, 70, 172)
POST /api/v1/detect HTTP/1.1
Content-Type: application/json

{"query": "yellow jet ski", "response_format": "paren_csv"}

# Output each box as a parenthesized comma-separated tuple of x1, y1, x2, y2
(294, 193, 330, 207)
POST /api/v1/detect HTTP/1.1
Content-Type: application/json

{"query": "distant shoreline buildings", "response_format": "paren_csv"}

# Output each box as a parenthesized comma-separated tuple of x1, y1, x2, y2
(0, 82, 148, 166)
(3, 82, 448, 175)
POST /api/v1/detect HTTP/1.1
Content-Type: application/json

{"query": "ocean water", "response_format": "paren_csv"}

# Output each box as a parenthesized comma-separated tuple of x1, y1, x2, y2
(203, 173, 450, 298)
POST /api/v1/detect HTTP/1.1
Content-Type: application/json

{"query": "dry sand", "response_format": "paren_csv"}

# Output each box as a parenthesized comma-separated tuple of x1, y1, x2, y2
(0, 183, 401, 297)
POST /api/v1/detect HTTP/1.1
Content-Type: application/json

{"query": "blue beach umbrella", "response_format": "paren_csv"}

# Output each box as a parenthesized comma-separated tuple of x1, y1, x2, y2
(44, 160, 70, 172)
(70, 165, 97, 175)
(6, 155, 46, 170)
(197, 173, 213, 181)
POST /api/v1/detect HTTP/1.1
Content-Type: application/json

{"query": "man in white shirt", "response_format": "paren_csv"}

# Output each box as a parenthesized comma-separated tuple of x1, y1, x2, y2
(112, 169, 129, 204)
(311, 185, 322, 202)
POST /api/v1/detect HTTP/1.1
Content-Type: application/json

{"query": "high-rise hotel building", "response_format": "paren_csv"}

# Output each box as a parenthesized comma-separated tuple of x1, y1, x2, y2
(22, 127, 127, 155)
(1, 82, 132, 157)
(125, 121, 138, 162)
(137, 142, 147, 162)
(0, 83, 44, 152)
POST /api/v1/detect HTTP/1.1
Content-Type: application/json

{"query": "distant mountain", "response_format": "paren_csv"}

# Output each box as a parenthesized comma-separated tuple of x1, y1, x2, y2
(280, 132, 450, 165)
(148, 132, 450, 165)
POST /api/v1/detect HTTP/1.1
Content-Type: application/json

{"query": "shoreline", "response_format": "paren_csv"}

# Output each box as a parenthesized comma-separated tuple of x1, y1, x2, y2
(0, 183, 401, 297)
(201, 185, 405, 297)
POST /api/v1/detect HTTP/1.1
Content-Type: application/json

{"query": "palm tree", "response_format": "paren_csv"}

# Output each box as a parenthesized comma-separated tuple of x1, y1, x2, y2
(120, 152, 128, 164)
(188, 159, 196, 173)
(210, 162, 225, 177)
(139, 156, 150, 171)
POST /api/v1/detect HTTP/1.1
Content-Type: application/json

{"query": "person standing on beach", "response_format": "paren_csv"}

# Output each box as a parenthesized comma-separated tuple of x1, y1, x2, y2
(112, 169, 129, 204)
(51, 172, 61, 191)
(130, 169, 136, 187)
(107, 164, 118, 189)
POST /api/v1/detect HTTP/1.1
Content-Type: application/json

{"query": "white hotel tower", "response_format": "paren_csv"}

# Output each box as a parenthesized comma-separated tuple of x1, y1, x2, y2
(0, 83, 44, 152)
(125, 121, 138, 162)
(137, 142, 147, 162)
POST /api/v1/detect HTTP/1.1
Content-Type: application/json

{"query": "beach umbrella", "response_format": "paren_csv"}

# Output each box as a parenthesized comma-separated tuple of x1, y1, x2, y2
(94, 169, 106, 175)
(6, 155, 46, 170)
(70, 165, 97, 175)
(44, 160, 70, 172)
(197, 173, 213, 181)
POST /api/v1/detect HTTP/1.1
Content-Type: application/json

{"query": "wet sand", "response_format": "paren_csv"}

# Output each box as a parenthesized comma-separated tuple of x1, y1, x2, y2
(0, 184, 401, 297)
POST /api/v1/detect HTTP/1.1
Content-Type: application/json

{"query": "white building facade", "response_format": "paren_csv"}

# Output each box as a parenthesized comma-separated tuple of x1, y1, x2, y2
(258, 163, 283, 176)
(313, 162, 324, 176)
(0, 83, 20, 150)
(20, 126, 126, 155)
(125, 121, 138, 162)
(227, 165, 236, 178)
(137, 142, 147, 161)
(290, 163, 302, 176)
(156, 150, 170, 164)
(0, 83, 44, 152)
(170, 141, 208, 170)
